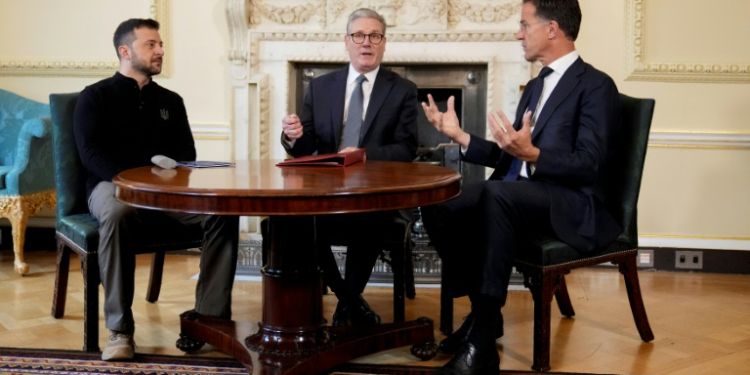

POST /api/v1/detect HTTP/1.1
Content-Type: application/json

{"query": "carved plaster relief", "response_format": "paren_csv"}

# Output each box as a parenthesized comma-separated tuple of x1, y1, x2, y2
(625, 0, 750, 83)
(227, 0, 251, 79)
(249, 0, 326, 27)
(447, 0, 521, 29)
(0, 0, 171, 78)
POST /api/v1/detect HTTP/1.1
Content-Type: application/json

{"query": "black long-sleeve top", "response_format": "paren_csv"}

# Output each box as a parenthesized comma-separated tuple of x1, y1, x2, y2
(74, 72, 196, 198)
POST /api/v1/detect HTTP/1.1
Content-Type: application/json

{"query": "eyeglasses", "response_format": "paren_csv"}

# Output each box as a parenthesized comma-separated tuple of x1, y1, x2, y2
(348, 33, 384, 45)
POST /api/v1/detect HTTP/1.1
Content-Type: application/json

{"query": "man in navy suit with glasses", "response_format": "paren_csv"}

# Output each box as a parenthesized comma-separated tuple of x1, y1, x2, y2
(275, 8, 418, 327)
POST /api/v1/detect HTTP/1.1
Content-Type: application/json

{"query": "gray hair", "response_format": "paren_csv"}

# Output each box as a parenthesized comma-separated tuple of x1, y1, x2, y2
(346, 8, 386, 35)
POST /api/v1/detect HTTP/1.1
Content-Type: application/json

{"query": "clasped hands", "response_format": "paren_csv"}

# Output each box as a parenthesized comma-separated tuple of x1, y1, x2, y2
(281, 114, 362, 154)
(421, 94, 540, 163)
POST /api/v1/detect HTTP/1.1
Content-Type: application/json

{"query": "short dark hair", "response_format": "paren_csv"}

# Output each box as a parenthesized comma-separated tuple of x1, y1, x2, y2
(523, 0, 581, 41)
(113, 18, 160, 59)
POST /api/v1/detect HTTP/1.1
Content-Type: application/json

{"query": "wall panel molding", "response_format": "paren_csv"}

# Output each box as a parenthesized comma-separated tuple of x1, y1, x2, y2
(192, 123, 231, 141)
(625, 0, 750, 83)
(649, 131, 750, 149)
(0, 0, 171, 78)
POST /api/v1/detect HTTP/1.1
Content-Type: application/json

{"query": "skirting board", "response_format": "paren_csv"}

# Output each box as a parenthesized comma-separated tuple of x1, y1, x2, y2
(639, 236, 750, 251)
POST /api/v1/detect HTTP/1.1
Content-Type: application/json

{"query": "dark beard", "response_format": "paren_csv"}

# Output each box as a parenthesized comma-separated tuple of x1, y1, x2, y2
(132, 58, 162, 76)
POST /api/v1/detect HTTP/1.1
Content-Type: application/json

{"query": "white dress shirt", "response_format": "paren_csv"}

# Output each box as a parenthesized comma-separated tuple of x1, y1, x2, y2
(520, 50, 580, 178)
(283, 64, 380, 149)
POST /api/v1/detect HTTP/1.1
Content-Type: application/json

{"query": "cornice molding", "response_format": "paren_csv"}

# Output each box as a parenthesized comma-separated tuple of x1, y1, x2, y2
(0, 0, 171, 78)
(625, 0, 750, 83)
(649, 131, 750, 149)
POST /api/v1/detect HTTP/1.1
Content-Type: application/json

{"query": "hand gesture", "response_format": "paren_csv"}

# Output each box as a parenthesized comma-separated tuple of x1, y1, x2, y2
(488, 110, 539, 162)
(282, 114, 303, 140)
(421, 95, 469, 147)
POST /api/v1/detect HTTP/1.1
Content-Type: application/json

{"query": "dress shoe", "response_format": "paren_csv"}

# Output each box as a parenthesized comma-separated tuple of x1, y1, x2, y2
(434, 341, 499, 375)
(350, 295, 381, 326)
(439, 312, 503, 355)
(332, 295, 381, 326)
(332, 300, 353, 326)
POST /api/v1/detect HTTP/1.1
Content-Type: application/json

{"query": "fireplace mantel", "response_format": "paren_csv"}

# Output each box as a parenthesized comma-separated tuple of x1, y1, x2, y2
(225, 0, 532, 232)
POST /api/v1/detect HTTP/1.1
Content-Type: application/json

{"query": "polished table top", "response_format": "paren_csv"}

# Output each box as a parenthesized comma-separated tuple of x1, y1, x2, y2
(113, 159, 462, 375)
(114, 159, 462, 215)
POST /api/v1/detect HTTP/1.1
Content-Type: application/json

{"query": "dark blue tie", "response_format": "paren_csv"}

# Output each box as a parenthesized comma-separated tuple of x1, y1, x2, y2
(341, 75, 367, 149)
(503, 66, 554, 181)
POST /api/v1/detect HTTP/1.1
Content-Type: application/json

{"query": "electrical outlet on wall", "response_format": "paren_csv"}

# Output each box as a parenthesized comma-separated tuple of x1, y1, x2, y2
(675, 250, 703, 270)
(637, 249, 654, 267)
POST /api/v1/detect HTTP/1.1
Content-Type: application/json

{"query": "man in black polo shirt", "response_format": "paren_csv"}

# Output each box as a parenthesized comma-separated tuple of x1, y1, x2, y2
(74, 18, 239, 361)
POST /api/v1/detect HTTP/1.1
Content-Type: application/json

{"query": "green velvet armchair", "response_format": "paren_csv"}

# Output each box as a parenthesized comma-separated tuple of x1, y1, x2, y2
(49, 92, 204, 352)
(0, 88, 57, 275)
(439, 94, 656, 372)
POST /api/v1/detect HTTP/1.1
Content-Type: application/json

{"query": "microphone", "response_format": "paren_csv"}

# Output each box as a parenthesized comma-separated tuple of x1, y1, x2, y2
(151, 154, 177, 169)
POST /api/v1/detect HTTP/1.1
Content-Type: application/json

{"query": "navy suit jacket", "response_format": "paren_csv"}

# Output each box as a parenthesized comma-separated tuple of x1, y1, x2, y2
(464, 58, 622, 252)
(283, 66, 418, 162)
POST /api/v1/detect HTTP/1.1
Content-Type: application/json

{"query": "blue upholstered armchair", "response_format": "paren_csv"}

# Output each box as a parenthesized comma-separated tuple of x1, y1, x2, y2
(0, 89, 56, 275)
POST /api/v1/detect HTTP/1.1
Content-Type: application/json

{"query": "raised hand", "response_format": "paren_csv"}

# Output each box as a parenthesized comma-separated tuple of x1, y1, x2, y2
(488, 110, 539, 163)
(421, 94, 469, 147)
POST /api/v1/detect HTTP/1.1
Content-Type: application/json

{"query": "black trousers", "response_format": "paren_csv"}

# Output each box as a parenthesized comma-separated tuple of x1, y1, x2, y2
(421, 180, 555, 305)
(316, 211, 404, 301)
(261, 211, 402, 301)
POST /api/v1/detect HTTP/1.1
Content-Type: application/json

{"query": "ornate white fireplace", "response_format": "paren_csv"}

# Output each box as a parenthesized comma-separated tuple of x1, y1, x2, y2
(225, 0, 532, 233)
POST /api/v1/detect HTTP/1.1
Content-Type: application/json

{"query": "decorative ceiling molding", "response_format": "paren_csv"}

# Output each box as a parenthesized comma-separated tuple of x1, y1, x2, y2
(0, 0, 171, 78)
(625, 0, 750, 83)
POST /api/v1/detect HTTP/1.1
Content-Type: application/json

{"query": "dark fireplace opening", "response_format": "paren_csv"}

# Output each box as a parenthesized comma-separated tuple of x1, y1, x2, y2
(233, 63, 493, 284)
(293, 63, 488, 186)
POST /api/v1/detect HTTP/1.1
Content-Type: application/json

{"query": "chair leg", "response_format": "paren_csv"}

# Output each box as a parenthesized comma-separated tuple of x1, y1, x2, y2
(146, 251, 166, 303)
(404, 224, 416, 300)
(618, 254, 655, 342)
(51, 242, 71, 318)
(554, 274, 576, 318)
(391, 246, 405, 322)
(439, 266, 454, 335)
(527, 270, 559, 372)
(81, 252, 101, 352)
(7, 202, 30, 275)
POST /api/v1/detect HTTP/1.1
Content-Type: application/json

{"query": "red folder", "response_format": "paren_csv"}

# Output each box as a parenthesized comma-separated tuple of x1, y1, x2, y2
(276, 149, 365, 167)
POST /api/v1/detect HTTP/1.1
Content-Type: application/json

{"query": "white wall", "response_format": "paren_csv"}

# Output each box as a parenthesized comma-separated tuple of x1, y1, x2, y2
(0, 0, 232, 161)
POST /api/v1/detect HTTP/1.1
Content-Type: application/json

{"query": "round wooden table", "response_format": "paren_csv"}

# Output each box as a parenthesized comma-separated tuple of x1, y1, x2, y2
(114, 159, 461, 375)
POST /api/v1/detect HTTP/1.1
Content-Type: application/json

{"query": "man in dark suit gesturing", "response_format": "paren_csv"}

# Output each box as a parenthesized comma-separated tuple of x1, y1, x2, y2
(421, 0, 622, 374)
(279, 8, 418, 326)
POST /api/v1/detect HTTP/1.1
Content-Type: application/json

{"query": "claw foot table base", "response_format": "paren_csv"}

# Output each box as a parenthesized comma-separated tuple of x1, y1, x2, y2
(178, 311, 438, 375)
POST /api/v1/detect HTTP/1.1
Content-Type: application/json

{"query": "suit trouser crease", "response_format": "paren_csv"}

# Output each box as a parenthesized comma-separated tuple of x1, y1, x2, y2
(89, 182, 239, 333)
(421, 181, 554, 305)
(315, 211, 400, 300)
